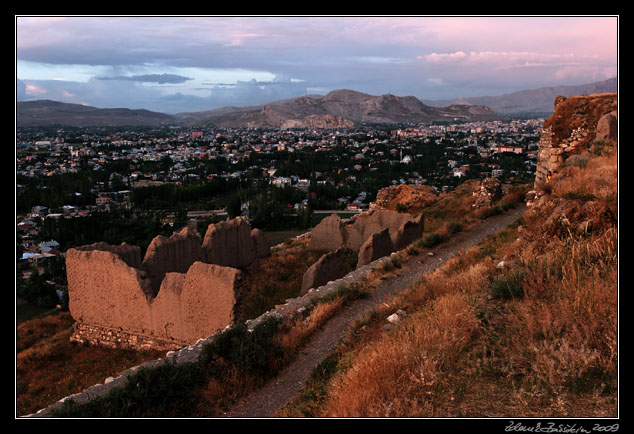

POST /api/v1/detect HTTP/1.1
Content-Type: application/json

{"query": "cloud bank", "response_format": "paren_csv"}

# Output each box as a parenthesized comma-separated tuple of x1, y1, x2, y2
(16, 16, 618, 113)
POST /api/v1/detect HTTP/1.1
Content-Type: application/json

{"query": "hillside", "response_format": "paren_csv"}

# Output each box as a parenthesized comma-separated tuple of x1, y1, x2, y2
(16, 100, 175, 127)
(185, 89, 503, 128)
(280, 94, 618, 418)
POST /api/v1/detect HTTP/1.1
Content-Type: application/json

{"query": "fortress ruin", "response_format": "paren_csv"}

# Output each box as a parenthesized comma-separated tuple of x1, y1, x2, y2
(66, 218, 270, 350)
(302, 209, 425, 291)
(535, 93, 617, 186)
(66, 205, 429, 351)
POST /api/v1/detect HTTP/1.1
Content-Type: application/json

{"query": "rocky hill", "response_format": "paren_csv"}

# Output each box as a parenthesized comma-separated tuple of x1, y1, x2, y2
(184, 89, 503, 128)
(16, 100, 175, 127)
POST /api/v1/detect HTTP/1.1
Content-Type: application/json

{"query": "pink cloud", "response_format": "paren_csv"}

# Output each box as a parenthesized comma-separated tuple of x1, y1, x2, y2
(25, 83, 47, 96)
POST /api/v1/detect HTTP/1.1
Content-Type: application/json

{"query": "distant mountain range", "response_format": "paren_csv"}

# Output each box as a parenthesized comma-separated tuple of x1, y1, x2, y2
(422, 77, 617, 116)
(16, 77, 617, 128)
(16, 99, 174, 128)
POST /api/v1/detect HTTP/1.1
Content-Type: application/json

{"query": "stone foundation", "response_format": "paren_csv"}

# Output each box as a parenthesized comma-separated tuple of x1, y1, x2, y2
(70, 322, 184, 351)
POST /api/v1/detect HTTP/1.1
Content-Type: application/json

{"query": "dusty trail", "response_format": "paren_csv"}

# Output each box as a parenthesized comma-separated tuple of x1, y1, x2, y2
(222, 204, 527, 418)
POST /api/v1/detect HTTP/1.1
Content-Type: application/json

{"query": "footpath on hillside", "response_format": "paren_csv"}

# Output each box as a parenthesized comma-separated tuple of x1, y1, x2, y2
(222, 204, 527, 418)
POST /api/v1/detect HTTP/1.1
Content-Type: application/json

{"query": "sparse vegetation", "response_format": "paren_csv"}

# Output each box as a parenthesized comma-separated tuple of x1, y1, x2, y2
(282, 142, 617, 418)
(50, 282, 369, 418)
(20, 141, 613, 419)
(16, 312, 166, 416)
(236, 244, 323, 322)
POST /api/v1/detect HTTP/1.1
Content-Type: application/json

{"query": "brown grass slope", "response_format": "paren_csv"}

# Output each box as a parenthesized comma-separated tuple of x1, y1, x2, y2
(296, 144, 617, 418)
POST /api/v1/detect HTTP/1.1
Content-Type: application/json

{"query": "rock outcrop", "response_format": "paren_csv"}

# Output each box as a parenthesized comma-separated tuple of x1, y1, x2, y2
(472, 177, 503, 209)
(595, 111, 618, 144)
(373, 184, 438, 214)
(535, 93, 617, 185)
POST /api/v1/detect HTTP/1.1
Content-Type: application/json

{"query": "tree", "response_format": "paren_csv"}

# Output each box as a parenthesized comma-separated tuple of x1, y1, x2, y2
(227, 194, 242, 219)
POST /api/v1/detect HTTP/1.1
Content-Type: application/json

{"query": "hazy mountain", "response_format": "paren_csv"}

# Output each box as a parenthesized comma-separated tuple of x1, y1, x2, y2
(20, 79, 614, 128)
(180, 89, 503, 128)
(16, 100, 175, 127)
(422, 77, 617, 116)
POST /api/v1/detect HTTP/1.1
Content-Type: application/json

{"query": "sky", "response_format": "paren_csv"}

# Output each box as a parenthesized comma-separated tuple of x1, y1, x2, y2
(15, 16, 618, 114)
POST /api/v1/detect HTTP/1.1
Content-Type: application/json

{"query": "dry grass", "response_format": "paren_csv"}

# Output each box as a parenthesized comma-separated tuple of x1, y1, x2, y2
(309, 144, 617, 418)
(280, 298, 347, 353)
(552, 150, 617, 202)
(236, 247, 324, 322)
(16, 312, 166, 416)
(320, 292, 481, 417)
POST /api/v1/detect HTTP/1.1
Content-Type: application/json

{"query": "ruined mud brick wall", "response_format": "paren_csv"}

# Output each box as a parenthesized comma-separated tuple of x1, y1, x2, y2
(308, 214, 348, 251)
(29, 244, 399, 418)
(343, 209, 410, 251)
(535, 93, 617, 186)
(357, 228, 394, 268)
(66, 218, 269, 350)
(141, 226, 204, 296)
(300, 248, 351, 295)
(304, 208, 424, 289)
(309, 209, 423, 253)
(67, 246, 242, 349)
(202, 218, 258, 268)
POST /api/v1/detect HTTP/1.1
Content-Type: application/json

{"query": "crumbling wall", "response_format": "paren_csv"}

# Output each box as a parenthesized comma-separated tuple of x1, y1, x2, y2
(391, 214, 425, 249)
(345, 209, 414, 252)
(308, 209, 424, 272)
(300, 248, 351, 294)
(149, 262, 241, 344)
(535, 93, 617, 185)
(67, 244, 242, 348)
(73, 241, 142, 269)
(67, 247, 154, 331)
(202, 218, 257, 268)
(141, 226, 203, 296)
(357, 228, 394, 268)
(251, 228, 271, 259)
(472, 178, 503, 209)
(308, 214, 348, 252)
(66, 217, 266, 350)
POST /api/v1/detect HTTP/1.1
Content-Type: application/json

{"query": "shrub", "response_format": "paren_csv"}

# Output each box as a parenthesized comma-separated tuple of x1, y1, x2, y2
(420, 232, 445, 248)
(309, 283, 365, 309)
(561, 192, 597, 202)
(53, 360, 203, 417)
(489, 269, 527, 300)
(199, 315, 283, 377)
(17, 271, 59, 309)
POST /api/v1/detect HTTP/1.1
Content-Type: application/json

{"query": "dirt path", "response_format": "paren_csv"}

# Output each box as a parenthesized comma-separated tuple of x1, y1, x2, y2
(222, 204, 527, 418)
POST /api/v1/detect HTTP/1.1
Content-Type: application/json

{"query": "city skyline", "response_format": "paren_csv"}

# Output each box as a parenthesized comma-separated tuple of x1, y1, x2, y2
(16, 15, 618, 114)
